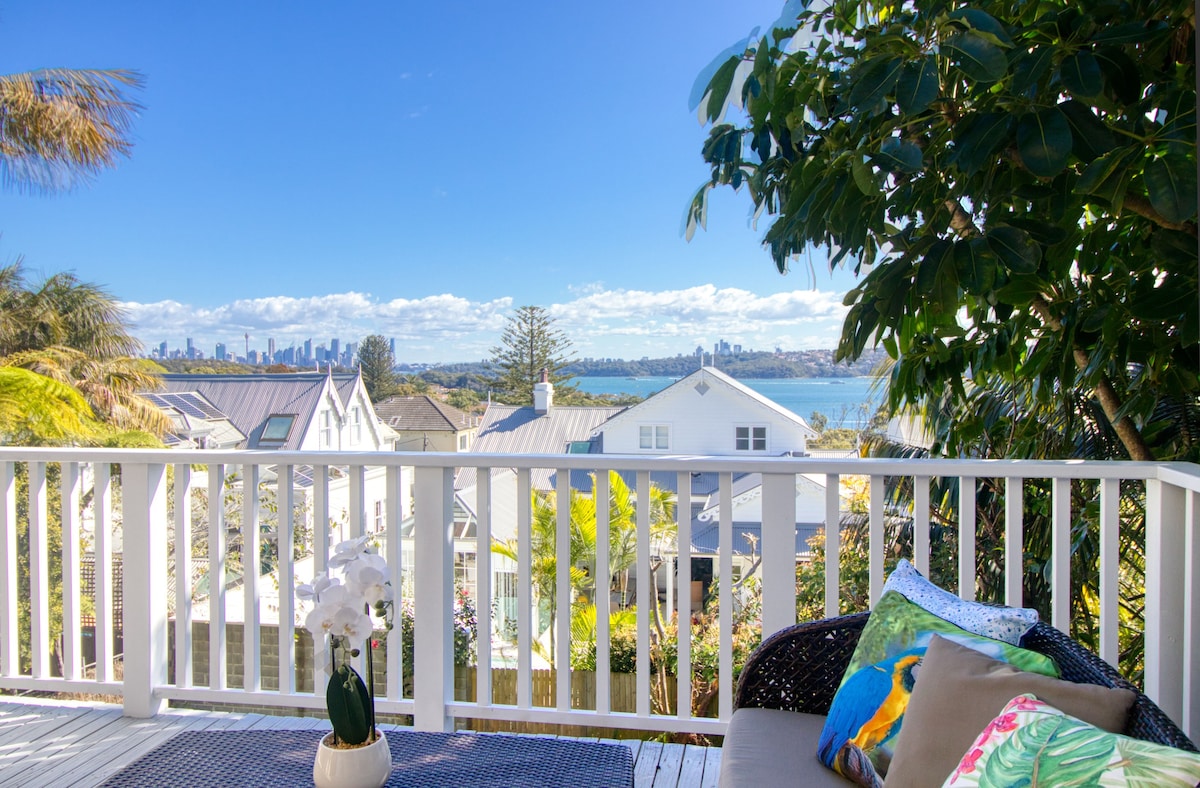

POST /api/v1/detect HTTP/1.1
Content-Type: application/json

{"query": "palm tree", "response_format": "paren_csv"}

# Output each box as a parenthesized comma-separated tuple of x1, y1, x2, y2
(0, 263, 168, 438)
(0, 68, 142, 193)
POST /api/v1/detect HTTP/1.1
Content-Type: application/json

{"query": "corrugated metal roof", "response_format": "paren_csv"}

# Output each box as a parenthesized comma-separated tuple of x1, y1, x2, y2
(455, 403, 625, 490)
(158, 372, 358, 450)
(691, 521, 822, 556)
(375, 395, 473, 432)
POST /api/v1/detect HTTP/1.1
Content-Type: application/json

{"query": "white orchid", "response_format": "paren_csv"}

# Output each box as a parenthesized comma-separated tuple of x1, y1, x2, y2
(345, 553, 393, 606)
(328, 535, 372, 569)
(299, 537, 394, 662)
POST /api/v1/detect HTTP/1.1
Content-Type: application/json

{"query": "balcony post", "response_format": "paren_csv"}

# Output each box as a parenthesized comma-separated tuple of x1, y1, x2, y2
(1145, 477, 1186, 727)
(761, 472, 797, 638)
(413, 465, 454, 732)
(123, 462, 169, 717)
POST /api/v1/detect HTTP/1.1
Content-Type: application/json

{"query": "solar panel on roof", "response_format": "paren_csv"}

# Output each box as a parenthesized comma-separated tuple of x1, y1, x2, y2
(178, 392, 227, 420)
(161, 392, 209, 419)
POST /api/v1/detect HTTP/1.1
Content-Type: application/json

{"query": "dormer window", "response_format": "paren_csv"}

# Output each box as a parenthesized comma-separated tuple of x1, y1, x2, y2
(261, 414, 296, 445)
(736, 425, 767, 452)
(639, 425, 669, 451)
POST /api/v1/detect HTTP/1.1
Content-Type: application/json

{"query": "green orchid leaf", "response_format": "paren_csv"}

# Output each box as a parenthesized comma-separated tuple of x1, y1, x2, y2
(1016, 107, 1072, 177)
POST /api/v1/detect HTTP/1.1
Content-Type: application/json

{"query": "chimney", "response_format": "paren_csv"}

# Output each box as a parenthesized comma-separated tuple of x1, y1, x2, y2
(533, 367, 553, 415)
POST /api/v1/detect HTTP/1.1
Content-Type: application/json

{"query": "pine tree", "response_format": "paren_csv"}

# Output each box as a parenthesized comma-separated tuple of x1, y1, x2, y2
(488, 306, 577, 405)
(357, 334, 399, 402)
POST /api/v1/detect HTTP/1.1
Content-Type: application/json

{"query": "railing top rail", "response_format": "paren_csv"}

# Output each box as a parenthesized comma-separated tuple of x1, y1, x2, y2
(0, 447, 1195, 487)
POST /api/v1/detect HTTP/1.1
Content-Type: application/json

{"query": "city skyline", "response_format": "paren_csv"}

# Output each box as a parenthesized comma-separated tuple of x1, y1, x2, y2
(2, 1, 861, 365)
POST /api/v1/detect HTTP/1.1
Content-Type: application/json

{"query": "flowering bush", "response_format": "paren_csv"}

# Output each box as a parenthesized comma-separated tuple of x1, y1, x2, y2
(298, 536, 393, 746)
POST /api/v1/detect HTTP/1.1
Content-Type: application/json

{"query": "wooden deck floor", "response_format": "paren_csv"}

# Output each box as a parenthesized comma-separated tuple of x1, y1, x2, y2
(0, 698, 721, 787)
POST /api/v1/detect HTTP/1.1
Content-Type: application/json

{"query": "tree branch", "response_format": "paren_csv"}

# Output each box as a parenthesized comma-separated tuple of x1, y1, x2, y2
(1122, 193, 1197, 235)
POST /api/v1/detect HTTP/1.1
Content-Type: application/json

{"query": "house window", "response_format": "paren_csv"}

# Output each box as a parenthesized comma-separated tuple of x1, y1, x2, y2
(351, 407, 362, 444)
(459, 433, 469, 451)
(320, 411, 333, 448)
(261, 414, 295, 445)
(454, 551, 478, 597)
(736, 426, 767, 451)
(373, 500, 385, 533)
(639, 425, 669, 450)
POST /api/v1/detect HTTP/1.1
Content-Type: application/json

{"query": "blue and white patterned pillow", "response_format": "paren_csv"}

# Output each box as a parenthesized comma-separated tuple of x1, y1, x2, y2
(882, 559, 1038, 645)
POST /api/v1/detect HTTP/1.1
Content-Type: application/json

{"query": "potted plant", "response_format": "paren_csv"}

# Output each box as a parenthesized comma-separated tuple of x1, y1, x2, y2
(298, 536, 395, 788)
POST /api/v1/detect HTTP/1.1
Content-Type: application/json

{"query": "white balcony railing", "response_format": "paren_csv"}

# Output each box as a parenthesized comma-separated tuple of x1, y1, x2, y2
(0, 448, 1197, 743)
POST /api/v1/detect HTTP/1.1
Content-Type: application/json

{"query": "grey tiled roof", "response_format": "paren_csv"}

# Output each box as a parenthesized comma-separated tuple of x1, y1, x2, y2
(374, 395, 473, 432)
(455, 403, 625, 490)
(158, 372, 359, 450)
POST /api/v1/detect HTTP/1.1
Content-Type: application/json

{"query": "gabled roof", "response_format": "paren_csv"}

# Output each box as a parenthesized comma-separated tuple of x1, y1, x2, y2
(455, 403, 625, 490)
(597, 366, 818, 437)
(375, 395, 474, 432)
(158, 372, 359, 450)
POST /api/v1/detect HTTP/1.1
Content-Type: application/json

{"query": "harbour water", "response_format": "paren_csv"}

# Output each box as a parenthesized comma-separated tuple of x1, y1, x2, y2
(569, 375, 884, 428)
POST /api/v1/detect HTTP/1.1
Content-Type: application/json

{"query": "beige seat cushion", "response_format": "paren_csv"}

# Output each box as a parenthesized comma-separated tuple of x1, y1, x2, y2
(718, 707, 856, 788)
(884, 635, 1136, 787)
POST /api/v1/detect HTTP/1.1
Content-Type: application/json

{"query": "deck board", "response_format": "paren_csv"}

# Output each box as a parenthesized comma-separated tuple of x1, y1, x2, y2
(0, 699, 718, 787)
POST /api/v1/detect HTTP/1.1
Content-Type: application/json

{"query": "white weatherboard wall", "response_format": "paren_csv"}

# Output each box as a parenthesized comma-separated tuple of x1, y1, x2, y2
(598, 368, 816, 456)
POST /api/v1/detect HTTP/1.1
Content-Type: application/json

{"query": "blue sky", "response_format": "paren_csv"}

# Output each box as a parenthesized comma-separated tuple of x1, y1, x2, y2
(1, 1, 857, 363)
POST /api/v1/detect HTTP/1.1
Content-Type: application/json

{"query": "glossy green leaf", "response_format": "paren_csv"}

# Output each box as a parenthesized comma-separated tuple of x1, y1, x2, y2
(1145, 154, 1198, 224)
(1090, 19, 1168, 44)
(873, 137, 923, 174)
(950, 113, 1011, 175)
(897, 57, 939, 115)
(850, 154, 881, 195)
(1011, 45, 1056, 94)
(948, 8, 1014, 47)
(1058, 100, 1115, 162)
(849, 56, 903, 110)
(987, 225, 1042, 274)
(703, 57, 741, 123)
(943, 33, 1008, 82)
(1094, 47, 1141, 106)
(955, 237, 998, 294)
(1005, 217, 1068, 246)
(1059, 51, 1103, 98)
(1016, 108, 1072, 177)
(916, 239, 953, 296)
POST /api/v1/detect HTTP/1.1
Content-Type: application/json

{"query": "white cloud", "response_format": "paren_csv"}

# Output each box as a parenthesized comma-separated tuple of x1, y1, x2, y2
(122, 285, 849, 363)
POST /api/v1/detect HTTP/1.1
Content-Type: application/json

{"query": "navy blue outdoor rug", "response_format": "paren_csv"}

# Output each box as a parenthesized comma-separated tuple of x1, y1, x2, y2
(99, 728, 635, 787)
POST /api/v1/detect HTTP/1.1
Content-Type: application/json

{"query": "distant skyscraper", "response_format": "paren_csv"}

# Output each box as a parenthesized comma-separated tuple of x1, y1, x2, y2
(186, 337, 196, 360)
(346, 341, 357, 367)
(389, 337, 396, 355)
(304, 338, 313, 363)
(268, 338, 276, 360)
(330, 338, 340, 363)
(215, 342, 227, 361)
(159, 341, 168, 359)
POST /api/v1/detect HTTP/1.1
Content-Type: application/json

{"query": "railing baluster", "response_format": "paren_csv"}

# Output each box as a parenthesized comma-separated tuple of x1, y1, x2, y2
(312, 464, 330, 696)
(1051, 477, 1072, 631)
(1004, 477, 1023, 608)
(413, 465, 454, 732)
(208, 463, 227, 691)
(825, 473, 840, 617)
(635, 470, 650, 719)
(718, 471, 732, 721)
(277, 464, 296, 695)
(243, 464, 262, 692)
(122, 462, 169, 717)
(1098, 477, 1119, 666)
(1185, 487, 1199, 741)
(94, 462, 113, 684)
(60, 462, 82, 680)
(675, 470, 691, 721)
(516, 468, 532, 710)
(595, 469, 611, 715)
(174, 464, 193, 689)
(29, 462, 49, 679)
(869, 474, 884, 606)
(761, 472, 796, 638)
(1145, 477, 1186, 726)
(475, 467, 492, 707)
(555, 468, 571, 712)
(959, 476, 976, 601)
(913, 475, 930, 577)
(0, 462, 17, 678)
(385, 464, 404, 701)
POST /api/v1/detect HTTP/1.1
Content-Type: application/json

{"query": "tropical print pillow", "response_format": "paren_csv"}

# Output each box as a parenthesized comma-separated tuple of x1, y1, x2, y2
(943, 694, 1200, 787)
(882, 559, 1039, 645)
(817, 591, 1059, 788)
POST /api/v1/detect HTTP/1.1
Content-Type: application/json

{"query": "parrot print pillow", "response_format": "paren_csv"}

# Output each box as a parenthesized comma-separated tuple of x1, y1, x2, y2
(816, 591, 1059, 788)
(942, 694, 1200, 787)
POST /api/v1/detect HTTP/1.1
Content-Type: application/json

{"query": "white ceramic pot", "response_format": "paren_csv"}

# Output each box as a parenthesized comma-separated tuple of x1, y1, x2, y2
(313, 730, 391, 788)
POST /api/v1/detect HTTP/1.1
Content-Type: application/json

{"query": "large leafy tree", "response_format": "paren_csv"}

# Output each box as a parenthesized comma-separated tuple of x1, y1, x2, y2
(689, 0, 1197, 462)
(488, 305, 578, 406)
(357, 334, 400, 402)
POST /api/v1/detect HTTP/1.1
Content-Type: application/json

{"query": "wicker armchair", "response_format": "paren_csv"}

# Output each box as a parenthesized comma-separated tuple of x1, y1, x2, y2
(734, 612, 1197, 752)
